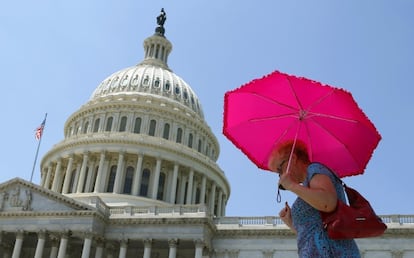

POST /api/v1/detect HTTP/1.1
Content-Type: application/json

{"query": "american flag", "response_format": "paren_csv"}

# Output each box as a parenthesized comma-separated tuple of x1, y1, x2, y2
(35, 118, 46, 140)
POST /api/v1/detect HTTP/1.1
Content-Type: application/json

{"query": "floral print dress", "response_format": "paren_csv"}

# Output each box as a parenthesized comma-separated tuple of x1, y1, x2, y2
(291, 163, 361, 258)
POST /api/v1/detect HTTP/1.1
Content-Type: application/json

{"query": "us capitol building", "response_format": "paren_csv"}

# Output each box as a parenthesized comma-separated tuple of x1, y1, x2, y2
(0, 10, 412, 258)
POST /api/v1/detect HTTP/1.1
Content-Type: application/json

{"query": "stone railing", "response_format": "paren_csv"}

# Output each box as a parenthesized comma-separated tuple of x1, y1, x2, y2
(213, 215, 414, 227)
(74, 198, 414, 227)
(108, 204, 209, 217)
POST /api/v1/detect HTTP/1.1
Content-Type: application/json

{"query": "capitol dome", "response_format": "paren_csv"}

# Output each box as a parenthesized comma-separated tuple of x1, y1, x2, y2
(90, 32, 204, 119)
(39, 10, 230, 215)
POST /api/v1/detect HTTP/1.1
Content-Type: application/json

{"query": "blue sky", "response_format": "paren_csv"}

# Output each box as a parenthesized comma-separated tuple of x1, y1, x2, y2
(1, 1, 413, 217)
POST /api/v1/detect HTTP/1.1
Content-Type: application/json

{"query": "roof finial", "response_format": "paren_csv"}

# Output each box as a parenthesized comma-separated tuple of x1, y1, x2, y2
(155, 8, 167, 36)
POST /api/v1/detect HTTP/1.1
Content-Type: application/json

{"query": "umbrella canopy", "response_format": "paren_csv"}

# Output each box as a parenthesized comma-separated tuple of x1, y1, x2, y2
(223, 70, 381, 177)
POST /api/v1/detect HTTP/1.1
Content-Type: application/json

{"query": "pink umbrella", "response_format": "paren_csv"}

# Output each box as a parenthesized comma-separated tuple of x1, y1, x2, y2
(223, 70, 381, 177)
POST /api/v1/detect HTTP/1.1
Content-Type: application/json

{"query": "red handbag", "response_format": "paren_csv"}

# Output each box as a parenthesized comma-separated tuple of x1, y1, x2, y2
(320, 174, 387, 239)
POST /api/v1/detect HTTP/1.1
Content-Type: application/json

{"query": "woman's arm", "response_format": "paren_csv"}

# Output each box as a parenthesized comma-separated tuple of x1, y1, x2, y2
(281, 173, 337, 212)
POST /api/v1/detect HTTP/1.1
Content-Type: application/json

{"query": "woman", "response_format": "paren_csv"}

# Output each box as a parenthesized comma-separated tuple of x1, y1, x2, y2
(269, 140, 360, 257)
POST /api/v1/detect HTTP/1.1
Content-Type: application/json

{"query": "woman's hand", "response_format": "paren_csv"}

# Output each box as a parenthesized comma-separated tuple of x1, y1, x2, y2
(279, 202, 296, 233)
(278, 172, 297, 191)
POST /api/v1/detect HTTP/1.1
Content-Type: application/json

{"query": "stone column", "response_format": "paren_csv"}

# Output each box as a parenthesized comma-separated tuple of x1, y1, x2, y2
(81, 233, 93, 258)
(11, 231, 24, 258)
(186, 169, 194, 204)
(132, 154, 143, 196)
(151, 158, 162, 199)
(51, 159, 62, 191)
(71, 163, 81, 193)
(143, 239, 152, 258)
(40, 169, 46, 187)
(62, 155, 74, 194)
(49, 235, 59, 258)
(168, 239, 178, 258)
(57, 232, 69, 258)
(94, 238, 104, 258)
(77, 152, 89, 193)
(119, 239, 128, 258)
(34, 230, 47, 258)
(194, 239, 204, 258)
(200, 176, 206, 204)
(217, 191, 223, 217)
(84, 159, 96, 192)
(209, 183, 216, 216)
(221, 196, 227, 216)
(113, 152, 125, 194)
(44, 165, 53, 189)
(169, 163, 179, 203)
(94, 151, 106, 193)
(178, 175, 187, 204)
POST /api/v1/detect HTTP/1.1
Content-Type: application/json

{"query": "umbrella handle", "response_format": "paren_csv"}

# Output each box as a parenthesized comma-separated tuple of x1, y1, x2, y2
(277, 185, 285, 203)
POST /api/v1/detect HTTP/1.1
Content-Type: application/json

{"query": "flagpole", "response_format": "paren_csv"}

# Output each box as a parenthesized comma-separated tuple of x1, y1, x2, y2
(30, 113, 47, 182)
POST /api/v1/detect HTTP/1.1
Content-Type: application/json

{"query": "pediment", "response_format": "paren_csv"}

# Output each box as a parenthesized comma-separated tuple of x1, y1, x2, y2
(0, 177, 94, 213)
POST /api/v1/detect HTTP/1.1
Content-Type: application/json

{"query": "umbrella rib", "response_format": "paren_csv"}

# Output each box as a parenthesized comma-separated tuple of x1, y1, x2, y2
(251, 92, 299, 111)
(308, 117, 361, 169)
(307, 112, 359, 123)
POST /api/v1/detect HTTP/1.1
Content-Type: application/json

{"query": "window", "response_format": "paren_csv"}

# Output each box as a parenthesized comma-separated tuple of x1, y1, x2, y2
(149, 119, 156, 136)
(105, 117, 113, 132)
(164, 81, 170, 91)
(134, 117, 141, 133)
(198, 139, 202, 152)
(154, 78, 160, 88)
(140, 169, 150, 197)
(175, 178, 180, 204)
(123, 166, 134, 194)
(93, 118, 100, 132)
(68, 169, 77, 193)
(176, 128, 182, 143)
(119, 116, 127, 132)
(188, 133, 193, 148)
(82, 167, 89, 192)
(163, 123, 170, 139)
(83, 122, 89, 134)
(157, 172, 166, 200)
(106, 166, 117, 192)
(91, 166, 98, 192)
(195, 187, 201, 204)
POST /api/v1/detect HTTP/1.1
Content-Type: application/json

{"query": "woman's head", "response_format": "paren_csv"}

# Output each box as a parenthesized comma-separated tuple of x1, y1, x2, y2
(268, 140, 310, 174)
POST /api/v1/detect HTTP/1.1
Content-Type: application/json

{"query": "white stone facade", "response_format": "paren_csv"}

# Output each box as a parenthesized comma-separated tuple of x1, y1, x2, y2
(1, 11, 413, 258)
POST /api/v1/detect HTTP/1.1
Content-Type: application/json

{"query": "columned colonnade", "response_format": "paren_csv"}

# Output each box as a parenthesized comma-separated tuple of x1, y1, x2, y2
(0, 231, 206, 258)
(40, 151, 227, 216)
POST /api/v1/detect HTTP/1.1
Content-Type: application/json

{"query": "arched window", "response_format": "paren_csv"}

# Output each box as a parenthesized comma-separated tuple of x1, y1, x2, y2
(93, 118, 100, 132)
(176, 128, 182, 143)
(149, 119, 156, 136)
(83, 122, 89, 134)
(157, 172, 166, 200)
(163, 123, 170, 139)
(105, 117, 113, 132)
(188, 133, 193, 148)
(123, 166, 134, 194)
(140, 169, 150, 197)
(106, 165, 117, 192)
(119, 116, 127, 132)
(134, 117, 141, 133)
